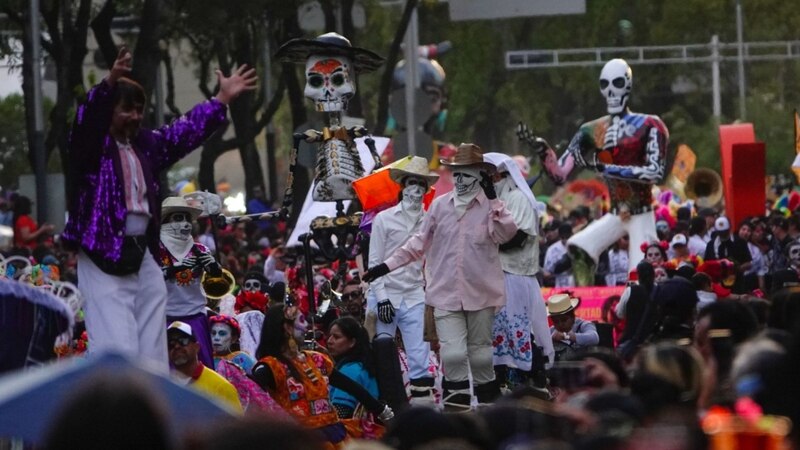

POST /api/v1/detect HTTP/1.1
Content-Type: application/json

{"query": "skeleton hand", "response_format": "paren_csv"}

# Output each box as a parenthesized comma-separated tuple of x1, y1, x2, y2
(180, 256, 197, 269)
(516, 122, 550, 156)
(377, 300, 396, 324)
(198, 252, 222, 277)
(378, 404, 394, 422)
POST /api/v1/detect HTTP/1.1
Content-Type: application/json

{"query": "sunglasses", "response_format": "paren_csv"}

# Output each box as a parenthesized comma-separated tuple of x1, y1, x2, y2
(341, 291, 363, 301)
(167, 212, 190, 223)
(167, 336, 193, 348)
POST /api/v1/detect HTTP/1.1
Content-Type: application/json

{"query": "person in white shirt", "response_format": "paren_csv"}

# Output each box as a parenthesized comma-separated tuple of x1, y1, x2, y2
(544, 223, 575, 287)
(484, 152, 555, 380)
(605, 236, 630, 286)
(368, 156, 439, 405)
(687, 216, 708, 257)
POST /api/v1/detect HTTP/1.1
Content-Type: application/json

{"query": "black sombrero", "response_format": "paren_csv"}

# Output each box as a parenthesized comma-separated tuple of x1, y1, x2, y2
(275, 32, 385, 74)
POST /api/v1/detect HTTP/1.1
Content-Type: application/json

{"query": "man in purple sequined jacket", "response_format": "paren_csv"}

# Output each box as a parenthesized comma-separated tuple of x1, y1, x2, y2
(63, 47, 256, 369)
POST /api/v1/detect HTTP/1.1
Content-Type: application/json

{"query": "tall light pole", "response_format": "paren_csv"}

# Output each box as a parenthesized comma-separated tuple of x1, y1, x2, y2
(403, 1, 420, 156)
(736, 0, 746, 120)
(29, 0, 48, 222)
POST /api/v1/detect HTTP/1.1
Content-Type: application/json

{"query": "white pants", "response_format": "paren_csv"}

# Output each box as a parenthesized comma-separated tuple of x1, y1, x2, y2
(567, 211, 657, 273)
(434, 307, 495, 385)
(78, 249, 168, 371)
(376, 301, 430, 380)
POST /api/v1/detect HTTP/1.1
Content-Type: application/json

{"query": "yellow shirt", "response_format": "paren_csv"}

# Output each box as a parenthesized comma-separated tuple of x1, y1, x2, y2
(192, 365, 243, 413)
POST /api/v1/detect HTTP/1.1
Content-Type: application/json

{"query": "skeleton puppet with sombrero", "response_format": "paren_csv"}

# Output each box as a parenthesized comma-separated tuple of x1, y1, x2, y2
(274, 32, 385, 212)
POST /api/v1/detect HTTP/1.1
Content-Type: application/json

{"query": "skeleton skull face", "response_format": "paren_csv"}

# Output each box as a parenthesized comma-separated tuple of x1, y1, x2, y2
(161, 212, 193, 241)
(788, 242, 800, 267)
(599, 59, 632, 115)
(452, 169, 480, 196)
(304, 55, 355, 112)
(210, 322, 235, 355)
(401, 177, 427, 212)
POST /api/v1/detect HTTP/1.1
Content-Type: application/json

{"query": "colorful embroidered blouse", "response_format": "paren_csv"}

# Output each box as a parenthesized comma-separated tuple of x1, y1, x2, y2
(258, 350, 339, 429)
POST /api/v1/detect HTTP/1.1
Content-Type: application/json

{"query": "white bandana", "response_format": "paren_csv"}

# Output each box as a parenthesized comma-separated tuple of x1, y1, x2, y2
(160, 219, 194, 261)
(452, 167, 481, 219)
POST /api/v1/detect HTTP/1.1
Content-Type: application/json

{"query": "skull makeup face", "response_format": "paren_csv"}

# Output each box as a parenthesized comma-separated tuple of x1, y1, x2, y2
(452, 170, 480, 196)
(304, 55, 355, 112)
(788, 242, 800, 267)
(161, 212, 193, 241)
(599, 59, 632, 115)
(401, 177, 427, 212)
(211, 322, 235, 355)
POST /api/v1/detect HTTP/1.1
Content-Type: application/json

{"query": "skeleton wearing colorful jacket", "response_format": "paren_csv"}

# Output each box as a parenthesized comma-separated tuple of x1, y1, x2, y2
(159, 196, 221, 368)
(519, 58, 669, 285)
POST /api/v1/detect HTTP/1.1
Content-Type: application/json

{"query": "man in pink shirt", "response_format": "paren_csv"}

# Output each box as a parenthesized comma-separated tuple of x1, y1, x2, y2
(365, 143, 518, 409)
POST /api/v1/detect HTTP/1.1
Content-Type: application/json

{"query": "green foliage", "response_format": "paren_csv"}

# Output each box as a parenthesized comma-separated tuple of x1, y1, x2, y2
(0, 94, 32, 188)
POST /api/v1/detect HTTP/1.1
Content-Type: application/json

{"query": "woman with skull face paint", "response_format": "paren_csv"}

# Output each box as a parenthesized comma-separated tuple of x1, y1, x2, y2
(159, 197, 221, 368)
(209, 315, 256, 373)
(367, 156, 439, 405)
(364, 143, 518, 409)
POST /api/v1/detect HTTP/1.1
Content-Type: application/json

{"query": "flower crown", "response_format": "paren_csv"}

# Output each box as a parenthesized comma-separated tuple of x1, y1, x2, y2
(640, 240, 669, 253)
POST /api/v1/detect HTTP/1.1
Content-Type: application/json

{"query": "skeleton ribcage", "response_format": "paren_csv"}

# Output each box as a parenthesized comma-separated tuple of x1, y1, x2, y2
(312, 138, 365, 201)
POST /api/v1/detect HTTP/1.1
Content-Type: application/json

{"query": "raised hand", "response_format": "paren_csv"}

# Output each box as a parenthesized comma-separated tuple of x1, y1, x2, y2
(215, 64, 258, 105)
(108, 46, 132, 84)
(517, 122, 550, 155)
(479, 171, 497, 200)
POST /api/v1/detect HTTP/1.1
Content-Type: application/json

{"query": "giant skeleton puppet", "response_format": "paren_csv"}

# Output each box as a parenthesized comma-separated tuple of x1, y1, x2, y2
(159, 196, 222, 368)
(518, 59, 669, 285)
(274, 33, 385, 270)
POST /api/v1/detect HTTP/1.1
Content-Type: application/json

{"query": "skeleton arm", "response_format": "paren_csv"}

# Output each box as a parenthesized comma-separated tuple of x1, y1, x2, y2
(602, 124, 667, 184)
(517, 122, 579, 186)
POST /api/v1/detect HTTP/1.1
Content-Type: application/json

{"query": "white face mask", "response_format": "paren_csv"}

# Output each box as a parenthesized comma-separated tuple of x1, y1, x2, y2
(401, 182, 426, 213)
(210, 323, 234, 355)
(453, 170, 479, 196)
(160, 213, 195, 259)
(789, 244, 800, 267)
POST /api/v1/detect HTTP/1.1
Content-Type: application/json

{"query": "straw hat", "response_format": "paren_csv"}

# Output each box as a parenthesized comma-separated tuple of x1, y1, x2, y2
(388, 156, 439, 189)
(161, 196, 202, 221)
(439, 143, 494, 171)
(547, 293, 581, 316)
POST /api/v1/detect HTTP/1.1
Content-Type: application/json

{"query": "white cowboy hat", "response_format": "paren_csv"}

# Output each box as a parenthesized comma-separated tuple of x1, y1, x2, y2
(547, 293, 581, 316)
(388, 156, 440, 189)
(161, 196, 203, 221)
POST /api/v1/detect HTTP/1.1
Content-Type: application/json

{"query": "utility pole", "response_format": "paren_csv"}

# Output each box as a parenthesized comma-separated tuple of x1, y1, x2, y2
(403, 1, 420, 156)
(29, 0, 47, 223)
(736, 0, 747, 120)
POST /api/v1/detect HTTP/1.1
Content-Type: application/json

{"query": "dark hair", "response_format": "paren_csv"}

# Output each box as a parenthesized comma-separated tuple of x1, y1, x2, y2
(637, 260, 656, 293)
(768, 286, 800, 331)
(254, 304, 301, 379)
(689, 216, 706, 236)
(12, 195, 32, 225)
(328, 316, 375, 377)
(44, 373, 173, 450)
(558, 223, 573, 239)
(112, 77, 146, 110)
(691, 272, 712, 290)
(190, 416, 324, 450)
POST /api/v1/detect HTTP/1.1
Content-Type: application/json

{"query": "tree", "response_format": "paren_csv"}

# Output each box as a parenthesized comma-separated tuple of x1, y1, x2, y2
(0, 94, 36, 188)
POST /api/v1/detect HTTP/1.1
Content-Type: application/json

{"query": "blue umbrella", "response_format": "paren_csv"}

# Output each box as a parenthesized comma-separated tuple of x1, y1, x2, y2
(0, 352, 235, 444)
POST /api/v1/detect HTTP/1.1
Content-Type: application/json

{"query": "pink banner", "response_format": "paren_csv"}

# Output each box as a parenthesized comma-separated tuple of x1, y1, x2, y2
(540, 286, 626, 323)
